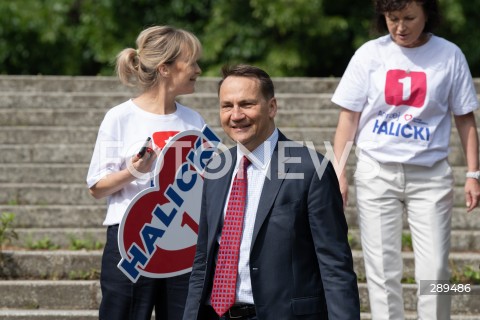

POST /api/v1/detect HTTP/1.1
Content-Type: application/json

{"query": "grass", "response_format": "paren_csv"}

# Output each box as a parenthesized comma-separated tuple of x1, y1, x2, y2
(68, 268, 100, 280)
(68, 234, 104, 251)
(21, 234, 104, 251)
(401, 232, 413, 251)
(25, 236, 60, 250)
(0, 212, 18, 250)
(451, 265, 480, 284)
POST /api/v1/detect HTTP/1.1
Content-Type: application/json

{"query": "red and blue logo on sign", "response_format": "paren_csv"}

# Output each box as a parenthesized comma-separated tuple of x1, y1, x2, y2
(117, 125, 221, 282)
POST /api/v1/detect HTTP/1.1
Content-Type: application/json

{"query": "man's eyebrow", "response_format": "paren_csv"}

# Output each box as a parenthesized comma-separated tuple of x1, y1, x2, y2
(237, 98, 257, 104)
(220, 98, 257, 105)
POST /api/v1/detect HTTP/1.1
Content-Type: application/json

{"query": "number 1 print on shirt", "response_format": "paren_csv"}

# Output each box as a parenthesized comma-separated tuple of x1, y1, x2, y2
(385, 70, 426, 108)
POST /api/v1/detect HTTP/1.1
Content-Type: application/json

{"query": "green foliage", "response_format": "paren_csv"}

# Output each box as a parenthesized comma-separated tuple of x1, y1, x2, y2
(451, 265, 480, 284)
(437, 0, 480, 77)
(68, 268, 100, 280)
(25, 236, 60, 250)
(6, 199, 18, 206)
(403, 265, 480, 285)
(1, 0, 480, 76)
(68, 235, 104, 251)
(461, 265, 480, 284)
(201, 0, 372, 76)
(0, 212, 18, 249)
(347, 233, 358, 249)
(401, 232, 413, 251)
(401, 277, 416, 284)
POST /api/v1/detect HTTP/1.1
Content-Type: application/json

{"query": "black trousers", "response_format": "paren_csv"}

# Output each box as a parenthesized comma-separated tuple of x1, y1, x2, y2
(99, 225, 190, 320)
(199, 305, 258, 320)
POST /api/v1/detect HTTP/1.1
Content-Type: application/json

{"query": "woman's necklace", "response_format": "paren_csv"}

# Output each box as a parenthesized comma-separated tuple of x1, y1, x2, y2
(405, 49, 419, 74)
(404, 33, 431, 74)
(391, 32, 431, 74)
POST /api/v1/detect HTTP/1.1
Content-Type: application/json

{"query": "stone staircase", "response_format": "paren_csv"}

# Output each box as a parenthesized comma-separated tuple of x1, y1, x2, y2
(0, 75, 479, 319)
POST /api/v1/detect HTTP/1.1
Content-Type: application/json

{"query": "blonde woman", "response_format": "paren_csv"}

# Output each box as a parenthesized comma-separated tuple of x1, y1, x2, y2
(86, 25, 205, 320)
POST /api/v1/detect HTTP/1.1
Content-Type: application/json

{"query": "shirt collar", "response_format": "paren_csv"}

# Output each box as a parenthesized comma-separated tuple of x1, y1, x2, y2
(236, 128, 279, 171)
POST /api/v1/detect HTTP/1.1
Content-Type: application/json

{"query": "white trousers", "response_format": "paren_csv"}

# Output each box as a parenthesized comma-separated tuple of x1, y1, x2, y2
(354, 157, 453, 320)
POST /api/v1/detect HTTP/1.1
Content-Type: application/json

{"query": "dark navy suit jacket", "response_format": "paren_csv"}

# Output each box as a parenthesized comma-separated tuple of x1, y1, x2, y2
(183, 131, 360, 319)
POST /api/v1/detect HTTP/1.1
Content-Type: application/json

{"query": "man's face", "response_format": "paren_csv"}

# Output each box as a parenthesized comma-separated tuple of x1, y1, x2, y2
(219, 76, 277, 152)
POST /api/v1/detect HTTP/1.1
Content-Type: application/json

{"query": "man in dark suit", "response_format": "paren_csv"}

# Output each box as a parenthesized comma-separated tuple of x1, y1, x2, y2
(183, 64, 360, 320)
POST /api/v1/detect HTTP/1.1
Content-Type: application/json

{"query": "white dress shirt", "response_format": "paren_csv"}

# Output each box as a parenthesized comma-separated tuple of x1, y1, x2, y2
(225, 129, 279, 304)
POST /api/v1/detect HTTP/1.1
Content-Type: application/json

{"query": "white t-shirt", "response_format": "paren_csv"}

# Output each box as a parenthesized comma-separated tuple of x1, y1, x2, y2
(332, 34, 479, 166)
(86, 99, 205, 226)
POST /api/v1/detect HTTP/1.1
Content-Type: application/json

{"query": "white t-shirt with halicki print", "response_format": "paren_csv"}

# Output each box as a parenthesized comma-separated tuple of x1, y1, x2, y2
(332, 34, 478, 166)
(86, 99, 205, 226)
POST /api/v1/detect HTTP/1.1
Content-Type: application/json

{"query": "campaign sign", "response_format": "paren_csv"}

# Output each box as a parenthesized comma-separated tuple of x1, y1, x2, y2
(118, 125, 221, 283)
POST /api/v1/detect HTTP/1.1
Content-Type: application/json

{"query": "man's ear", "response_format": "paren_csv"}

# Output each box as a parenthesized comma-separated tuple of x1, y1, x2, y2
(268, 97, 278, 118)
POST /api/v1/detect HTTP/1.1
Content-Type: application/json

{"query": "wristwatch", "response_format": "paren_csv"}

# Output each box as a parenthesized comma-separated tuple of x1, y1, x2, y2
(466, 171, 480, 179)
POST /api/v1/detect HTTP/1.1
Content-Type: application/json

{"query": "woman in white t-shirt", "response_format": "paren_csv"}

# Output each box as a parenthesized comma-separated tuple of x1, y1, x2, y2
(86, 26, 205, 320)
(332, 1, 479, 319)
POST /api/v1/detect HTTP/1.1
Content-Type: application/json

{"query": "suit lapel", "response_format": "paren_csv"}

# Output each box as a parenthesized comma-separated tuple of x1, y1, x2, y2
(207, 149, 237, 249)
(250, 133, 290, 248)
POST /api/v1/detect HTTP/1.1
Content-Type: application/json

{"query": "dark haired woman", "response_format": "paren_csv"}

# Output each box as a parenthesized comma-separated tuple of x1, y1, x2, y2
(332, 1, 479, 318)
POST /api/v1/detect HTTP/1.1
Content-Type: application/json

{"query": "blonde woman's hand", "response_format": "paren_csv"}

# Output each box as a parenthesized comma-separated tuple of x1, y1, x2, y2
(128, 148, 158, 178)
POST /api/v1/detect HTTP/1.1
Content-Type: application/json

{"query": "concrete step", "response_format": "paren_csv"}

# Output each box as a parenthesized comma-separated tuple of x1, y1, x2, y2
(0, 126, 468, 161)
(1, 250, 479, 284)
(0, 310, 98, 320)
(0, 280, 100, 309)
(0, 76, 138, 93)
(0, 120, 468, 143)
(346, 205, 464, 228)
(0, 205, 104, 228)
(358, 283, 480, 316)
(0, 141, 469, 171)
(344, 207, 480, 232)
(345, 186, 480, 209)
(0, 251, 102, 280)
(0, 280, 478, 315)
(0, 311, 477, 320)
(0, 76, 340, 94)
(7, 226, 480, 252)
(2, 205, 479, 230)
(1, 182, 476, 206)
(0, 164, 88, 183)
(0, 107, 343, 129)
(0, 91, 336, 112)
(12, 228, 105, 250)
(361, 315, 480, 320)
(2, 92, 480, 123)
(3, 75, 480, 97)
(1, 183, 94, 206)
(352, 251, 480, 284)
(0, 163, 474, 186)
(0, 126, 99, 145)
(348, 229, 480, 252)
(0, 144, 94, 164)
(6, 110, 480, 133)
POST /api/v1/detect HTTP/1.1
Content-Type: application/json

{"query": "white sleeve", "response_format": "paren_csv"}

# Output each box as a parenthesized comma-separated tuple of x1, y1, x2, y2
(86, 112, 123, 188)
(449, 49, 479, 115)
(331, 46, 371, 112)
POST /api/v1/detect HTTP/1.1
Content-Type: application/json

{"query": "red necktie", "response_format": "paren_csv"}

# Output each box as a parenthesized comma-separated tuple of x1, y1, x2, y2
(211, 156, 251, 316)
